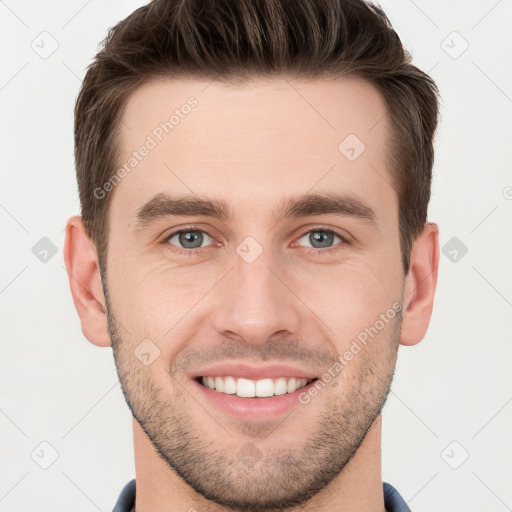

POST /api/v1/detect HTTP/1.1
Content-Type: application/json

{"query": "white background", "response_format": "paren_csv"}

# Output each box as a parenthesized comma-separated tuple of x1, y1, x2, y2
(1, 1, 511, 511)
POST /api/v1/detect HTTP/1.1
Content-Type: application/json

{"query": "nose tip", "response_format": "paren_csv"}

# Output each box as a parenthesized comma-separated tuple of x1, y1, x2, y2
(211, 259, 301, 346)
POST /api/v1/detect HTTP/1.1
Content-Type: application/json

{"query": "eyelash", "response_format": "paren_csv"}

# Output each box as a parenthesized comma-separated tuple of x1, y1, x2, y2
(159, 225, 350, 257)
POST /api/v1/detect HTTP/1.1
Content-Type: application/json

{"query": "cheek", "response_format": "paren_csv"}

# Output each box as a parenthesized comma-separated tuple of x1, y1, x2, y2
(107, 236, 403, 356)
(289, 259, 402, 344)
(107, 259, 221, 353)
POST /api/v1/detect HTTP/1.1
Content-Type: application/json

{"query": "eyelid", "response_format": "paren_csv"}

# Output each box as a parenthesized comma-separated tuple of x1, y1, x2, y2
(291, 227, 351, 255)
(160, 225, 219, 250)
(160, 224, 351, 255)
(294, 225, 351, 245)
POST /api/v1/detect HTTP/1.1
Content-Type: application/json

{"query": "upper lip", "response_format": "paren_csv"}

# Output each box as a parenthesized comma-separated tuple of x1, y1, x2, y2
(190, 362, 318, 381)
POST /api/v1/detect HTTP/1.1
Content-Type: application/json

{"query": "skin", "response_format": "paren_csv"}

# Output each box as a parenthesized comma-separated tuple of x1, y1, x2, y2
(64, 76, 439, 512)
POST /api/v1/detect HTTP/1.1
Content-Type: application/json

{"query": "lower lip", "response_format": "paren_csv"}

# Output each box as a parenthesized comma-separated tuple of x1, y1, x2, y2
(190, 378, 317, 421)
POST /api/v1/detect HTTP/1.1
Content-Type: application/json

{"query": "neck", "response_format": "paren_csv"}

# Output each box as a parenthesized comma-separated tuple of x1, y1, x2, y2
(132, 414, 386, 512)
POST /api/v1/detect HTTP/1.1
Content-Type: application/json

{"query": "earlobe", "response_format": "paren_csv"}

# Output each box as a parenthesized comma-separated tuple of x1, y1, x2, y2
(63, 216, 111, 347)
(399, 222, 440, 346)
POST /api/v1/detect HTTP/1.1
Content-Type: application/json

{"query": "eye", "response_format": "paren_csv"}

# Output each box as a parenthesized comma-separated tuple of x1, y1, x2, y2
(163, 228, 215, 253)
(160, 226, 349, 257)
(295, 228, 348, 253)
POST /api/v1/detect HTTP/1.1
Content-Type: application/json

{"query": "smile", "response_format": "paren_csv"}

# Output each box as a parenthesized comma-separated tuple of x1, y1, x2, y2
(198, 376, 315, 397)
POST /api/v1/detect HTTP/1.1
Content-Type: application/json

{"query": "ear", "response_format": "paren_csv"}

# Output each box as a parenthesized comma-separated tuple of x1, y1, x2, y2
(400, 222, 440, 346)
(63, 216, 111, 347)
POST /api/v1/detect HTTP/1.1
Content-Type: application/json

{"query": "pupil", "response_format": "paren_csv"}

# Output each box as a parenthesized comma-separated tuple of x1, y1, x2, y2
(311, 231, 333, 248)
(180, 231, 202, 248)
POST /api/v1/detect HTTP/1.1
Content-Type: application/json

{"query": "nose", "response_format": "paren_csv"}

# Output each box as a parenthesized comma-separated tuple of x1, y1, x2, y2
(211, 248, 301, 346)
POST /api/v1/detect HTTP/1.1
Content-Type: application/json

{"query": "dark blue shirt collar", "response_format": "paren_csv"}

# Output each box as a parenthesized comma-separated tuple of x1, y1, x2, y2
(113, 479, 412, 512)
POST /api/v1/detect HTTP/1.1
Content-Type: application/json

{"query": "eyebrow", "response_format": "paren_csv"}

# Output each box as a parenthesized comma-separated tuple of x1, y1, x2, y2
(129, 192, 378, 230)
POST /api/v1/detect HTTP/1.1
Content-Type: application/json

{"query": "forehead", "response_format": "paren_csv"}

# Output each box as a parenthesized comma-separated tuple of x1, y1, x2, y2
(113, 76, 395, 223)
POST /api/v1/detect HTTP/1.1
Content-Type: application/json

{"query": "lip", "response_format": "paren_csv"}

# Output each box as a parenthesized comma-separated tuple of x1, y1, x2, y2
(190, 362, 318, 381)
(190, 376, 318, 421)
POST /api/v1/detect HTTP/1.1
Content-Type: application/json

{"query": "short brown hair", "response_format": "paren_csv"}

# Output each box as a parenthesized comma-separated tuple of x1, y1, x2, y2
(74, 0, 439, 273)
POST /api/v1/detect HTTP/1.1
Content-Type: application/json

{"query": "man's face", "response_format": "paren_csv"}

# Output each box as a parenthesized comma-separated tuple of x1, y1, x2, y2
(105, 77, 404, 510)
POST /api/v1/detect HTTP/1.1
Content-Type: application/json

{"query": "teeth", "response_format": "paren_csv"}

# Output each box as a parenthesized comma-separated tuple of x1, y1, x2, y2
(237, 378, 255, 397)
(255, 378, 274, 397)
(224, 376, 237, 394)
(286, 377, 297, 393)
(274, 377, 287, 396)
(200, 376, 311, 397)
(214, 376, 224, 392)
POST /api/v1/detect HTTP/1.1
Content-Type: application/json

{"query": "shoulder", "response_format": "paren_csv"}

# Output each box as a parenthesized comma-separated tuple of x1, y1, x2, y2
(112, 479, 136, 512)
(383, 481, 412, 512)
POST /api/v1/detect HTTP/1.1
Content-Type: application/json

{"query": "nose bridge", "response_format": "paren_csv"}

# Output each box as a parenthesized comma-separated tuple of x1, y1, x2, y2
(212, 243, 301, 344)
